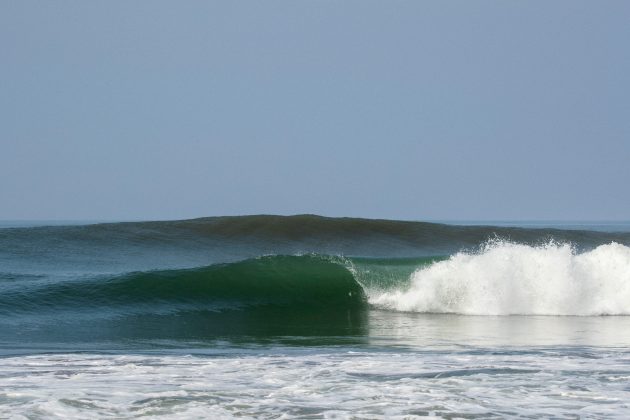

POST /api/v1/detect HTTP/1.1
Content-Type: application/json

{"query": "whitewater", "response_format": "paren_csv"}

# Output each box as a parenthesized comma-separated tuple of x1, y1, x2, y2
(2, 216, 630, 418)
(368, 241, 630, 316)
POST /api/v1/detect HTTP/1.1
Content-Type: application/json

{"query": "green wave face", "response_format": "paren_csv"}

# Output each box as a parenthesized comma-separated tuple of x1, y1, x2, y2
(0, 255, 376, 343)
(1, 255, 367, 314)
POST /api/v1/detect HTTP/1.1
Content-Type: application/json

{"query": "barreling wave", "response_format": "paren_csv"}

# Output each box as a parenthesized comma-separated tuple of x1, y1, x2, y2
(3, 242, 630, 319)
(0, 255, 377, 342)
(0, 255, 366, 316)
(369, 241, 630, 316)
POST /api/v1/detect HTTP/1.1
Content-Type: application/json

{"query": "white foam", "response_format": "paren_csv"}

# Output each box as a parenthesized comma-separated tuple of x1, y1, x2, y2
(2, 349, 630, 418)
(369, 241, 630, 315)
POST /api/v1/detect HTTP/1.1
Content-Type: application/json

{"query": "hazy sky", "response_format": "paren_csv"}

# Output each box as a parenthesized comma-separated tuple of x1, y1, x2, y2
(1, 1, 629, 221)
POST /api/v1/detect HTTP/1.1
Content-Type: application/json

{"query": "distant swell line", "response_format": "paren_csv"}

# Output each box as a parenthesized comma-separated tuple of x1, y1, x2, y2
(2, 215, 630, 258)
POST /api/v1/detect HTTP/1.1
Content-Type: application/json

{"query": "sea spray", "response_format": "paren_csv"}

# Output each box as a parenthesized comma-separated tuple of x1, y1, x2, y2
(369, 241, 630, 315)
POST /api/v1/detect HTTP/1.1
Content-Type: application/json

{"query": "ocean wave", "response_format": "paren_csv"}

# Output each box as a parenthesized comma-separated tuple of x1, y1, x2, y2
(4, 243, 630, 318)
(2, 215, 629, 262)
(369, 241, 630, 316)
(0, 255, 366, 316)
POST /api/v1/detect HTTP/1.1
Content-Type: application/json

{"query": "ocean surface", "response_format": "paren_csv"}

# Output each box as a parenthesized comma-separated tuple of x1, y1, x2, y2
(2, 215, 630, 418)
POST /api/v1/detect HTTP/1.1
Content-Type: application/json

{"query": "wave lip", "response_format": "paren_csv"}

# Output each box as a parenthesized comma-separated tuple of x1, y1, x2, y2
(369, 241, 630, 316)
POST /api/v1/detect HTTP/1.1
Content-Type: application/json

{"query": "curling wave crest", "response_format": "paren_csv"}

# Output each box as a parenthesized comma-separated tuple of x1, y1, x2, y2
(369, 241, 630, 316)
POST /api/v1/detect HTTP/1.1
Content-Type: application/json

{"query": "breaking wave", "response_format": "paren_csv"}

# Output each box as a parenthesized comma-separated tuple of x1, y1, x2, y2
(369, 241, 630, 316)
(0, 255, 366, 316)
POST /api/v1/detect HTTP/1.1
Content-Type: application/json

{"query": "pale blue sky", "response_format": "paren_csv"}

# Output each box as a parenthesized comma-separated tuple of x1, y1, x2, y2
(1, 1, 629, 221)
